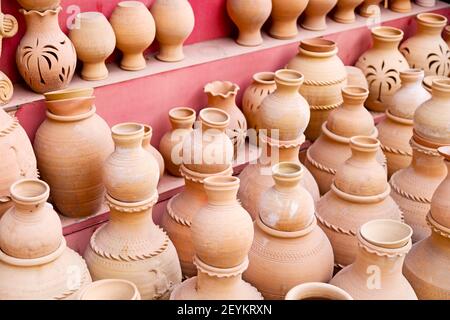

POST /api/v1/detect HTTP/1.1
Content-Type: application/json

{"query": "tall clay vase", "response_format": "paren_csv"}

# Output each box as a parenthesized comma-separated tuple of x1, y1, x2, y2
(34, 90, 114, 218)
(330, 219, 417, 300)
(400, 13, 450, 77)
(84, 193, 182, 300)
(79, 279, 141, 300)
(69, 12, 116, 81)
(159, 107, 196, 177)
(285, 283, 353, 300)
(355, 26, 409, 112)
(110, 1, 156, 71)
(226, 0, 272, 46)
(301, 0, 338, 31)
(390, 0, 412, 12)
(243, 162, 334, 300)
(316, 136, 402, 269)
(333, 0, 364, 24)
(269, 0, 309, 39)
(377, 69, 431, 177)
(150, 0, 195, 62)
(403, 146, 450, 299)
(142, 124, 165, 178)
(359, 0, 383, 18)
(16, 0, 60, 11)
(305, 86, 385, 195)
(287, 39, 347, 141)
(103, 123, 160, 203)
(16, 7, 77, 94)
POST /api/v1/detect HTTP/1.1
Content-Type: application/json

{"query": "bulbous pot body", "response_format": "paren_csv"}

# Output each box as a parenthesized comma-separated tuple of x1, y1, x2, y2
(301, 0, 338, 31)
(269, 0, 309, 39)
(333, 0, 364, 24)
(16, 0, 60, 11)
(345, 66, 368, 89)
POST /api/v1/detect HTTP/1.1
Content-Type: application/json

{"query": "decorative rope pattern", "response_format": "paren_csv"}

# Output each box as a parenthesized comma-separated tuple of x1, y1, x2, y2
(309, 102, 342, 111)
(316, 213, 356, 236)
(306, 149, 336, 174)
(358, 241, 409, 258)
(380, 144, 412, 157)
(106, 195, 158, 213)
(194, 257, 247, 279)
(166, 196, 191, 227)
(427, 214, 450, 239)
(0, 117, 18, 137)
(303, 77, 347, 87)
(389, 177, 431, 204)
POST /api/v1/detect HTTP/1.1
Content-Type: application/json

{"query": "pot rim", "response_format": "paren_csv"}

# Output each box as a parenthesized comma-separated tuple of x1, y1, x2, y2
(341, 85, 369, 98)
(142, 124, 153, 139)
(111, 122, 144, 137)
(437, 146, 450, 161)
(199, 107, 230, 129)
(169, 107, 196, 121)
(76, 11, 106, 21)
(399, 68, 424, 81)
(19, 6, 62, 16)
(203, 176, 240, 190)
(371, 26, 404, 42)
(416, 13, 447, 28)
(275, 69, 304, 86)
(272, 161, 304, 179)
(432, 78, 450, 93)
(44, 87, 94, 101)
(285, 282, 353, 300)
(10, 179, 50, 205)
(360, 219, 413, 249)
(204, 80, 239, 99)
(350, 135, 380, 152)
(300, 38, 337, 53)
(117, 1, 146, 8)
(253, 72, 276, 85)
(79, 279, 141, 300)
(422, 75, 447, 93)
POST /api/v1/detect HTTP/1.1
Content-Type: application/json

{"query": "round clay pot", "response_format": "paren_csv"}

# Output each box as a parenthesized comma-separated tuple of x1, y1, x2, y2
(359, 0, 383, 18)
(390, 0, 412, 12)
(285, 282, 353, 300)
(269, 0, 309, 39)
(287, 39, 347, 141)
(79, 279, 141, 300)
(400, 13, 449, 77)
(103, 123, 160, 202)
(44, 95, 94, 117)
(301, 0, 338, 31)
(151, 0, 195, 62)
(142, 124, 165, 178)
(355, 26, 409, 112)
(16, 7, 77, 93)
(333, 0, 364, 24)
(415, 0, 436, 7)
(109, 1, 156, 71)
(16, 0, 60, 11)
(159, 107, 196, 177)
(345, 66, 368, 89)
(226, 0, 272, 46)
(0, 72, 14, 105)
(69, 12, 116, 81)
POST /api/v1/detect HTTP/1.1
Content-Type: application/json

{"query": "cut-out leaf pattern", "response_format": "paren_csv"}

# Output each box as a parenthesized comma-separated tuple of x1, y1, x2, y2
(365, 60, 399, 103)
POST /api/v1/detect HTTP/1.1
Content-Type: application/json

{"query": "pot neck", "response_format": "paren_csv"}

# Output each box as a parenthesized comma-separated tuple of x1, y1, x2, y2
(416, 14, 447, 36)
(112, 124, 145, 151)
(106, 193, 158, 227)
(205, 81, 239, 110)
(272, 163, 303, 192)
(169, 109, 196, 130)
(274, 72, 303, 95)
(431, 79, 450, 99)
(399, 69, 424, 86)
(348, 137, 379, 162)
(371, 27, 403, 50)
(9, 179, 50, 215)
(204, 177, 240, 206)
(341, 86, 369, 110)
(21, 7, 62, 32)
(410, 147, 446, 176)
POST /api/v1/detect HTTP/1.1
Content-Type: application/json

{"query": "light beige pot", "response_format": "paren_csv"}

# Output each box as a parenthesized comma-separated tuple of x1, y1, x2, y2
(269, 0, 309, 39)
(285, 282, 353, 300)
(333, 0, 364, 24)
(79, 279, 141, 300)
(142, 124, 165, 178)
(301, 0, 338, 31)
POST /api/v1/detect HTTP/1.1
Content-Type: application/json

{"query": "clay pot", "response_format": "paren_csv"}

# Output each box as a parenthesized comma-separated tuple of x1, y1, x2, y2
(355, 26, 409, 112)
(259, 69, 310, 141)
(400, 13, 449, 77)
(305, 86, 385, 194)
(0, 71, 14, 105)
(269, 0, 309, 39)
(16, 7, 77, 94)
(359, 0, 383, 18)
(226, 0, 272, 46)
(316, 136, 402, 269)
(0, 109, 37, 216)
(333, 0, 364, 24)
(34, 91, 114, 218)
(287, 39, 347, 141)
(415, 0, 436, 7)
(159, 107, 196, 177)
(151, 0, 195, 62)
(444, 25, 450, 47)
(431, 146, 450, 229)
(84, 193, 182, 300)
(16, 0, 60, 11)
(79, 279, 141, 300)
(301, 0, 338, 31)
(204, 81, 247, 152)
(104, 123, 160, 202)
(0, 179, 61, 259)
(330, 219, 417, 300)
(142, 124, 165, 178)
(110, 1, 156, 71)
(0, 10, 18, 57)
(345, 66, 368, 89)
(285, 283, 353, 300)
(242, 72, 277, 133)
(69, 12, 116, 81)
(390, 0, 412, 12)
(44, 87, 94, 101)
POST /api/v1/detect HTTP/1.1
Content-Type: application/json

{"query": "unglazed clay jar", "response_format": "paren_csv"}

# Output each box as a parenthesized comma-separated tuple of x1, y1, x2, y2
(331, 220, 417, 300)
(226, 0, 272, 46)
(79, 279, 141, 300)
(316, 137, 402, 269)
(301, 0, 338, 31)
(151, 0, 195, 62)
(390, 0, 412, 12)
(16, 0, 60, 11)
(333, 0, 364, 24)
(356, 26, 409, 112)
(377, 69, 431, 177)
(400, 13, 450, 77)
(359, 0, 383, 17)
(16, 7, 77, 93)
(159, 107, 196, 176)
(345, 66, 368, 89)
(0, 71, 14, 105)
(285, 283, 353, 300)
(69, 12, 116, 81)
(103, 123, 160, 202)
(287, 39, 347, 141)
(259, 69, 310, 141)
(242, 72, 276, 132)
(110, 1, 156, 71)
(142, 124, 165, 178)
(34, 92, 114, 218)
(269, 0, 309, 39)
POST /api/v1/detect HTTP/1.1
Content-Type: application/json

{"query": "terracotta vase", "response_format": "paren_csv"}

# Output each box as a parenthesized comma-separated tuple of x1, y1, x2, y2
(400, 13, 450, 77)
(16, 7, 77, 94)
(16, 0, 60, 11)
(69, 12, 116, 81)
(377, 69, 431, 177)
(403, 146, 450, 299)
(242, 72, 277, 133)
(390, 0, 412, 12)
(355, 26, 409, 112)
(269, 0, 309, 39)
(104, 123, 160, 202)
(150, 0, 195, 62)
(316, 136, 402, 269)
(333, 0, 364, 24)
(243, 162, 334, 300)
(0, 71, 14, 105)
(79, 279, 141, 300)
(359, 0, 383, 18)
(226, 0, 272, 46)
(287, 39, 347, 141)
(109, 1, 156, 71)
(34, 90, 114, 218)
(285, 282, 353, 300)
(84, 193, 182, 300)
(415, 0, 436, 7)
(444, 25, 450, 47)
(330, 219, 417, 300)
(159, 107, 196, 177)
(301, 0, 338, 31)
(142, 124, 165, 178)
(0, 9, 18, 57)
(305, 86, 385, 195)
(345, 66, 368, 89)
(259, 69, 310, 141)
